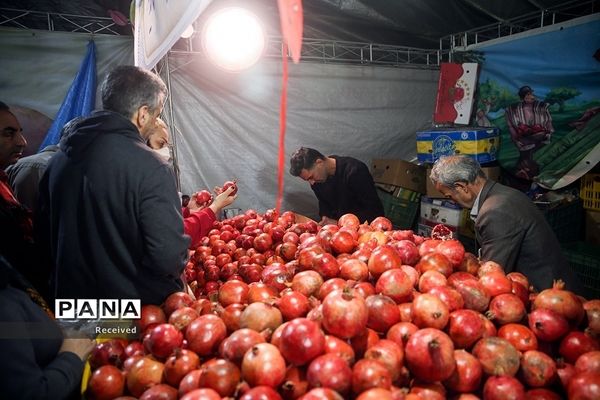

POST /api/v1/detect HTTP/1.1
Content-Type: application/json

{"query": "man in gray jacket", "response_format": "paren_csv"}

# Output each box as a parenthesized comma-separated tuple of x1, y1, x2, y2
(430, 155, 584, 295)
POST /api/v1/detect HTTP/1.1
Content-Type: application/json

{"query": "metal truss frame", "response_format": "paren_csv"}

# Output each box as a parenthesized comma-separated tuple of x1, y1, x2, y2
(0, 7, 126, 35)
(442, 0, 598, 56)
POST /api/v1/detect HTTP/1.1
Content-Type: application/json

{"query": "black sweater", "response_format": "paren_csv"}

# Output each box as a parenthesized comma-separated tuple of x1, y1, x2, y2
(311, 156, 384, 223)
(38, 111, 190, 305)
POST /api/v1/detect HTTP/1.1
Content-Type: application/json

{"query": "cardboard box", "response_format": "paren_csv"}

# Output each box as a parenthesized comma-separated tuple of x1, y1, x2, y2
(420, 196, 463, 227)
(425, 166, 501, 198)
(371, 159, 426, 194)
(416, 127, 500, 164)
(585, 210, 600, 246)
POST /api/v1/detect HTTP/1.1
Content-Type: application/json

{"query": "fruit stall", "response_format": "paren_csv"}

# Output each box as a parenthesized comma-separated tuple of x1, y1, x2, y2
(83, 210, 600, 400)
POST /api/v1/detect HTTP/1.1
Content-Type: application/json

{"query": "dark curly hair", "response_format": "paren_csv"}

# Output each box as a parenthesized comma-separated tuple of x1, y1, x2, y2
(289, 147, 326, 176)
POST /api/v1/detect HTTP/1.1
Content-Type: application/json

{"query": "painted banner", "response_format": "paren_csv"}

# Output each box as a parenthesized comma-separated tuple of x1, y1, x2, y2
(468, 15, 600, 189)
(133, 0, 213, 70)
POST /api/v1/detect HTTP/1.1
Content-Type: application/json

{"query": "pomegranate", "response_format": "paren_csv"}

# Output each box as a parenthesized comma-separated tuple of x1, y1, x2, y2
(415, 252, 453, 277)
(482, 375, 526, 400)
(218, 328, 266, 364)
(486, 293, 526, 325)
(479, 271, 512, 297)
(351, 359, 393, 394)
(163, 292, 194, 317)
(528, 308, 570, 342)
(126, 357, 165, 397)
(447, 309, 485, 349)
(222, 180, 238, 195)
(241, 343, 287, 388)
(307, 353, 352, 394)
(139, 384, 178, 400)
(321, 289, 368, 339)
(532, 280, 584, 326)
(239, 386, 284, 400)
(279, 318, 326, 365)
(278, 290, 311, 320)
(404, 328, 456, 382)
(363, 339, 404, 382)
(239, 302, 283, 333)
(497, 323, 538, 352)
(558, 331, 600, 364)
(567, 371, 600, 400)
(386, 321, 419, 349)
(526, 388, 562, 400)
(185, 314, 227, 356)
(442, 349, 482, 393)
(472, 337, 520, 376)
(89, 339, 125, 370)
(163, 349, 200, 387)
(143, 323, 184, 359)
(86, 365, 125, 400)
(375, 268, 413, 303)
(575, 350, 600, 374)
(323, 335, 356, 365)
(435, 239, 465, 267)
(139, 305, 167, 332)
(365, 294, 402, 333)
(367, 245, 402, 278)
(411, 292, 449, 330)
(168, 307, 199, 332)
(179, 388, 221, 400)
(198, 358, 241, 397)
(519, 350, 557, 387)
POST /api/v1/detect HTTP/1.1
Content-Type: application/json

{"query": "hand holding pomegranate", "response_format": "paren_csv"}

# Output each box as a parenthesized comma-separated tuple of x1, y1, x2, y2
(59, 337, 96, 361)
(209, 186, 237, 216)
(189, 190, 213, 212)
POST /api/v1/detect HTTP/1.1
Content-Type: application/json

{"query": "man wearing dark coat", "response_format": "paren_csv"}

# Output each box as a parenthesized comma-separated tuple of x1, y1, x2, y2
(430, 155, 584, 295)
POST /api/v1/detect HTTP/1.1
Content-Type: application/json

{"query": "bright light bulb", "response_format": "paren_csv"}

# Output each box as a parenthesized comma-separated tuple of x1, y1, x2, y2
(181, 24, 194, 39)
(201, 7, 266, 72)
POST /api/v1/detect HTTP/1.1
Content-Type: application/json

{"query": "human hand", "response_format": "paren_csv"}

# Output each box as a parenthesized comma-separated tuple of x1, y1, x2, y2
(59, 337, 96, 361)
(188, 190, 213, 212)
(209, 186, 237, 214)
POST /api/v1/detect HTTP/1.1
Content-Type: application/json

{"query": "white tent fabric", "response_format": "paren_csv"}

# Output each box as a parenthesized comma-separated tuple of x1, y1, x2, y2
(166, 55, 438, 218)
(0, 28, 133, 118)
(0, 27, 439, 220)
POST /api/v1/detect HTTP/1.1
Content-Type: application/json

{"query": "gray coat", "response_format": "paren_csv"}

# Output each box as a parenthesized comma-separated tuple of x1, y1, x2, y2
(475, 180, 584, 295)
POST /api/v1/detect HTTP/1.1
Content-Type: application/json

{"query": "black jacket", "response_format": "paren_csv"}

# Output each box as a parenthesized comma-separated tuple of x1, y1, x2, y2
(38, 111, 189, 305)
(0, 256, 84, 400)
(312, 155, 384, 223)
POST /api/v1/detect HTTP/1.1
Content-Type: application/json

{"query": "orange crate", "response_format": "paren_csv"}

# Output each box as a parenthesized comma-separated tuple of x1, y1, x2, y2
(581, 173, 600, 211)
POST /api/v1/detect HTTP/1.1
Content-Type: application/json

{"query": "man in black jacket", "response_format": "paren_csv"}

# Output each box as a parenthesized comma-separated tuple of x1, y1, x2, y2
(38, 66, 189, 305)
(290, 147, 384, 225)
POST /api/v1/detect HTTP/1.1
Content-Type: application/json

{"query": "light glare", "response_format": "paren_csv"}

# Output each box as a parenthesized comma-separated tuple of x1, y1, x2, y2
(202, 7, 265, 71)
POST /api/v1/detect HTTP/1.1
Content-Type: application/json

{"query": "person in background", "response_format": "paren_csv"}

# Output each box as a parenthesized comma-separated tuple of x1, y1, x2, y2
(505, 86, 554, 180)
(7, 117, 83, 214)
(0, 101, 51, 298)
(38, 65, 190, 305)
(145, 117, 237, 248)
(289, 147, 384, 225)
(0, 254, 95, 400)
(430, 155, 584, 295)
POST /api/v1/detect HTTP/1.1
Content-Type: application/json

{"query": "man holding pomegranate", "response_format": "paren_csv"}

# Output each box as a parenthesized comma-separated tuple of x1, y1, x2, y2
(289, 147, 384, 225)
(430, 155, 584, 295)
(38, 66, 190, 305)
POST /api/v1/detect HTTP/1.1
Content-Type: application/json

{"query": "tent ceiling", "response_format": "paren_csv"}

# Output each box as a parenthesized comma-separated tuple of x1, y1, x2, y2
(1, 0, 597, 48)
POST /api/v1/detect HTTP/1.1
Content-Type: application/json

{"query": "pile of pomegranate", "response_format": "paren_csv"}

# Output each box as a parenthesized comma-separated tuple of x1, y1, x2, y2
(85, 210, 600, 400)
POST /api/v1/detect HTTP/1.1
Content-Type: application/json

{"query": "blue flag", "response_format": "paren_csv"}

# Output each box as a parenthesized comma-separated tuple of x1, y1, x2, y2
(38, 40, 97, 151)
